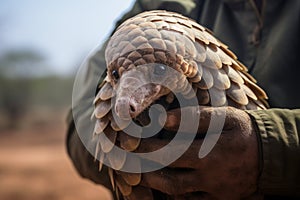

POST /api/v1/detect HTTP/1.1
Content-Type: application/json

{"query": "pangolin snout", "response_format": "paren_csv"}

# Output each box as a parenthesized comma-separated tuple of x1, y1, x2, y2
(113, 66, 168, 120)
(114, 84, 163, 120)
(115, 97, 139, 119)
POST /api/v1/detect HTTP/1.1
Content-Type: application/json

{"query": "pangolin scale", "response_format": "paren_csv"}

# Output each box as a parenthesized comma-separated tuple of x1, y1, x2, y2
(92, 10, 268, 199)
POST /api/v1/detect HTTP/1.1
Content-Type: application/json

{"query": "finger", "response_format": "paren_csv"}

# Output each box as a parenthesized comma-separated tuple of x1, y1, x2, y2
(163, 106, 241, 134)
(135, 134, 243, 169)
(140, 168, 206, 195)
(135, 138, 205, 168)
(168, 139, 203, 168)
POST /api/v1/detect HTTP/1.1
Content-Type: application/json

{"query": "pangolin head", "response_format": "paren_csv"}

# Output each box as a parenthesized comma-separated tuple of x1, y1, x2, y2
(106, 55, 183, 120)
(104, 15, 191, 120)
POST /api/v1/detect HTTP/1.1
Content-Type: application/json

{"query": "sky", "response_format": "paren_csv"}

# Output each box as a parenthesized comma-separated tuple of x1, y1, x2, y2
(0, 0, 135, 76)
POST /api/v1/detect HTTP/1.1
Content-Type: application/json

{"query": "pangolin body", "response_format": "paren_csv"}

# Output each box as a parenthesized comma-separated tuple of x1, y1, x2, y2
(92, 10, 268, 199)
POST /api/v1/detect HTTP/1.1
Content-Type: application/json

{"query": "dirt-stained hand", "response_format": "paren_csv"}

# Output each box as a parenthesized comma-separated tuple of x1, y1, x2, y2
(138, 106, 261, 199)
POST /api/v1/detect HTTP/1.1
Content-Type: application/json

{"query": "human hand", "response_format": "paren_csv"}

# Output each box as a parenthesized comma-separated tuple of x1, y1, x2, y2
(137, 106, 261, 199)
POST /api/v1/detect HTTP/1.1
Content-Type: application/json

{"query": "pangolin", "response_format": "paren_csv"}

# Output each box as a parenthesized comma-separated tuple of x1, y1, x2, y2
(92, 10, 268, 199)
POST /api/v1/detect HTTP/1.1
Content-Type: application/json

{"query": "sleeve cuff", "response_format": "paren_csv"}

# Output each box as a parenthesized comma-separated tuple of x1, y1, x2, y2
(246, 109, 300, 196)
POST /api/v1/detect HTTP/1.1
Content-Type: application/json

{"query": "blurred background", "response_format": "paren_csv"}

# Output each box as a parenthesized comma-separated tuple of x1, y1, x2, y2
(0, 0, 134, 199)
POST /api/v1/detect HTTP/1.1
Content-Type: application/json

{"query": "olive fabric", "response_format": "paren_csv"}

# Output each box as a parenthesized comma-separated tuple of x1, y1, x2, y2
(66, 0, 300, 198)
(247, 109, 300, 197)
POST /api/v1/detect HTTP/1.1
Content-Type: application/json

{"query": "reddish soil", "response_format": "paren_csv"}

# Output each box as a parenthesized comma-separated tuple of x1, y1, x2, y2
(0, 109, 112, 200)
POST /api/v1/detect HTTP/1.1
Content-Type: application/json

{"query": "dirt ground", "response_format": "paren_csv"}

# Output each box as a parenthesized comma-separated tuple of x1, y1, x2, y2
(0, 109, 112, 200)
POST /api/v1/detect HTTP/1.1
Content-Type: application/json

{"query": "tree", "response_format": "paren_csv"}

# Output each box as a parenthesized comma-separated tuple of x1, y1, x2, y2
(0, 49, 46, 129)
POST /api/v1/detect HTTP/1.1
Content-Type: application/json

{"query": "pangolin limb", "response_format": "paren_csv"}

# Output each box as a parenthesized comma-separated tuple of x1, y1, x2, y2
(92, 10, 268, 199)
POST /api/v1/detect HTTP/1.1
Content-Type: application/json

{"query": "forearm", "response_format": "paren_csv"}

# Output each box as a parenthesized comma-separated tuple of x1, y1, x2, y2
(247, 109, 300, 197)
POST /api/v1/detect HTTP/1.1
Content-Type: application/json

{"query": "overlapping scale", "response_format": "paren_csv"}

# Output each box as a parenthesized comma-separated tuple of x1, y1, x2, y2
(115, 175, 132, 196)
(118, 131, 141, 152)
(117, 171, 142, 186)
(94, 100, 112, 118)
(99, 126, 117, 153)
(94, 116, 109, 134)
(209, 87, 227, 107)
(227, 82, 249, 106)
(107, 147, 127, 171)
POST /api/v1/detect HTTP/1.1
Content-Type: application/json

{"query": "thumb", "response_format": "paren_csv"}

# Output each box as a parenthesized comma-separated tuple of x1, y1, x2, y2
(162, 106, 233, 134)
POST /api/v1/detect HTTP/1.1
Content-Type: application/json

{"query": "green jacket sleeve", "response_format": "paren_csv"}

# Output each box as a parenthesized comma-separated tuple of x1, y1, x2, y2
(247, 109, 300, 197)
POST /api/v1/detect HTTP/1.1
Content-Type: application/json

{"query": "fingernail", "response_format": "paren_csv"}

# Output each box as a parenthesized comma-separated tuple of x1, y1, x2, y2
(163, 112, 179, 130)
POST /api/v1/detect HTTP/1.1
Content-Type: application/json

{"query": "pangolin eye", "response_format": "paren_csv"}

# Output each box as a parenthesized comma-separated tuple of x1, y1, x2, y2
(154, 65, 166, 75)
(112, 69, 119, 80)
